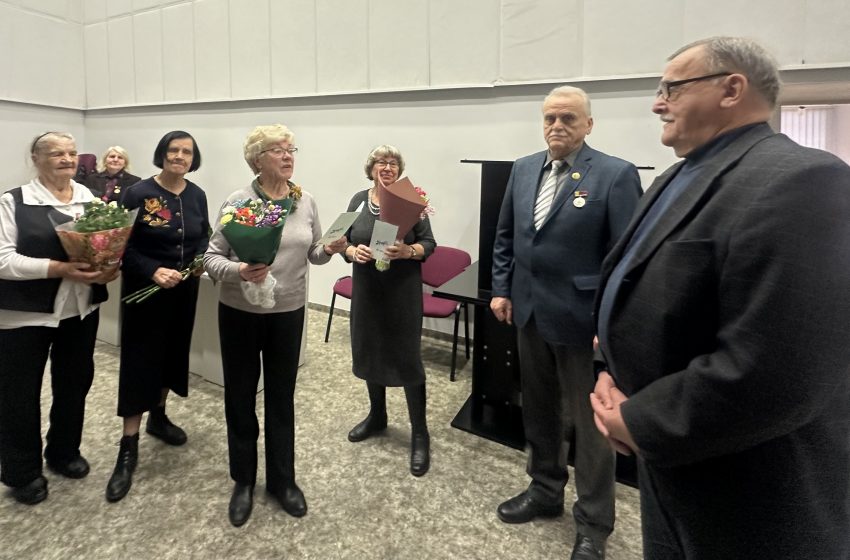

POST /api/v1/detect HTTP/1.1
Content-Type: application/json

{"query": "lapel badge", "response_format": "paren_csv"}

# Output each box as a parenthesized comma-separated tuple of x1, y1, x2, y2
(573, 190, 588, 208)
(571, 171, 581, 180)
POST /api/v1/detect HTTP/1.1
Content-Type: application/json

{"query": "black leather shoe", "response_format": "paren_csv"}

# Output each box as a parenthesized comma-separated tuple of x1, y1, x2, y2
(10, 476, 48, 505)
(410, 432, 430, 477)
(106, 434, 138, 503)
(496, 491, 564, 524)
(570, 533, 606, 560)
(268, 483, 307, 518)
(47, 456, 90, 479)
(347, 413, 387, 442)
(228, 483, 254, 527)
(146, 406, 187, 446)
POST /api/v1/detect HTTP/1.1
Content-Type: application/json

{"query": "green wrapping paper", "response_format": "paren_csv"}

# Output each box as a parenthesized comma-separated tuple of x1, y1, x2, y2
(221, 197, 292, 265)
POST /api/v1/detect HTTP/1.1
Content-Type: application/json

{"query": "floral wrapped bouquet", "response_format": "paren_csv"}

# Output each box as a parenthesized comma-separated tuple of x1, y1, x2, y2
(54, 200, 138, 272)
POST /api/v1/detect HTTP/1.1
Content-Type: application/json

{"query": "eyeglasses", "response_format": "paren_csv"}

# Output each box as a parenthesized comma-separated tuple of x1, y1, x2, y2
(655, 72, 731, 101)
(262, 146, 298, 157)
(374, 160, 399, 169)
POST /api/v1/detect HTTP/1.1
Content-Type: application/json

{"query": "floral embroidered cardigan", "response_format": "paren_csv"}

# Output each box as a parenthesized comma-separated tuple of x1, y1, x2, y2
(119, 177, 210, 281)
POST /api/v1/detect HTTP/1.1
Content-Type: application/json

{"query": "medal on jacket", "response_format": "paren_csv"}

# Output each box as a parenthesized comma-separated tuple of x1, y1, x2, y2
(573, 190, 588, 208)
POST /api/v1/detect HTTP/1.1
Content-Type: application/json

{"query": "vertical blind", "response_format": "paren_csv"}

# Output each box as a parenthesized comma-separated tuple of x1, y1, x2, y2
(780, 106, 834, 151)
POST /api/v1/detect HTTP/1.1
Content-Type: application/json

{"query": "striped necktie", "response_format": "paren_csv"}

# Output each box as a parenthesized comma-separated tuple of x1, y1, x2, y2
(533, 160, 564, 230)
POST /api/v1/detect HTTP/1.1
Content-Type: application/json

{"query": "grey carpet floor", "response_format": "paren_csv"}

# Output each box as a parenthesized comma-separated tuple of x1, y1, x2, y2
(0, 307, 642, 560)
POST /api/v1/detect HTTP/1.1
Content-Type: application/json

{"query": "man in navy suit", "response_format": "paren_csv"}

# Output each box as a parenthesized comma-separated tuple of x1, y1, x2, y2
(491, 86, 642, 560)
(591, 37, 850, 559)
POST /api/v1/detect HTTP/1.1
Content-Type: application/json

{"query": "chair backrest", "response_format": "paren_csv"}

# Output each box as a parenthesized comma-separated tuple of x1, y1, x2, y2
(75, 153, 97, 183)
(421, 246, 471, 288)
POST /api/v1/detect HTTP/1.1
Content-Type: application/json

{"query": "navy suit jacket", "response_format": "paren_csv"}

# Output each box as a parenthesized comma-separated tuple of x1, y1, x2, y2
(492, 143, 641, 346)
(595, 123, 850, 557)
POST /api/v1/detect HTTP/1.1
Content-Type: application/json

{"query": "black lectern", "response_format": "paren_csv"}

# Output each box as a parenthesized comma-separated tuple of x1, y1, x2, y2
(434, 160, 525, 449)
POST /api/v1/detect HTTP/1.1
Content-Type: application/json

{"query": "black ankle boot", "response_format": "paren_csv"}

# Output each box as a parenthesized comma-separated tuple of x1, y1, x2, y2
(347, 412, 388, 442)
(410, 432, 430, 477)
(146, 405, 187, 446)
(106, 433, 138, 502)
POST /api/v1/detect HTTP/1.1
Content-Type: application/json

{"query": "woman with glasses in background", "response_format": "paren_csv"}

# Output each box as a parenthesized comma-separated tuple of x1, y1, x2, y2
(341, 145, 436, 477)
(84, 146, 141, 202)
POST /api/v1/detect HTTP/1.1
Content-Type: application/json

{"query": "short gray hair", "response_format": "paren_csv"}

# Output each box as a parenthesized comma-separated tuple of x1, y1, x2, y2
(544, 85, 592, 116)
(30, 131, 75, 156)
(243, 124, 295, 174)
(670, 36, 781, 108)
(364, 144, 405, 180)
(98, 145, 131, 173)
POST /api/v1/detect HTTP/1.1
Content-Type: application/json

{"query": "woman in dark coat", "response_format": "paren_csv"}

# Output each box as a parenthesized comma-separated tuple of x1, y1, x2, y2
(105, 131, 209, 503)
(342, 144, 436, 476)
(84, 146, 141, 202)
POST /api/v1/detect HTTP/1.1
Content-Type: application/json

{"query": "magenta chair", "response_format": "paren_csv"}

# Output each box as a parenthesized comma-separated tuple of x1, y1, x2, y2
(421, 246, 472, 381)
(324, 275, 353, 343)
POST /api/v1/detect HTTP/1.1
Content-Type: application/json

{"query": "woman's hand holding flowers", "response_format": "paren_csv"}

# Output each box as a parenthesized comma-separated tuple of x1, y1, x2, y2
(239, 263, 269, 284)
(48, 261, 106, 284)
(153, 267, 184, 289)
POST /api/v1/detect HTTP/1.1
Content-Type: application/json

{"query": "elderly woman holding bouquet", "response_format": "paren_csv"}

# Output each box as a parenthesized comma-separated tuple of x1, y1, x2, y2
(205, 124, 346, 527)
(343, 144, 436, 477)
(0, 132, 119, 505)
(105, 130, 210, 503)
(84, 146, 141, 202)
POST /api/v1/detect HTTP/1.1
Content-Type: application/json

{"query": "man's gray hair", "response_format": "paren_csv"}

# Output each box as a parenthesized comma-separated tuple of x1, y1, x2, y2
(544, 85, 592, 116)
(671, 36, 781, 108)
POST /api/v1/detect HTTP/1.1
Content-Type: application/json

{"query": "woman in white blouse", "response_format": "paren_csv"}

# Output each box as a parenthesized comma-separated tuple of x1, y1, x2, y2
(0, 132, 118, 505)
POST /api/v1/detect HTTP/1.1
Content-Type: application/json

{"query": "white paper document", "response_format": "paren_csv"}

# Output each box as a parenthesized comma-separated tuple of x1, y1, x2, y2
(319, 210, 360, 245)
(369, 220, 399, 262)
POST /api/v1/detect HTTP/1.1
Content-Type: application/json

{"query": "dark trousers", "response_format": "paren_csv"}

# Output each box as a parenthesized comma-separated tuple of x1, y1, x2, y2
(517, 318, 615, 541)
(219, 303, 304, 490)
(0, 311, 99, 487)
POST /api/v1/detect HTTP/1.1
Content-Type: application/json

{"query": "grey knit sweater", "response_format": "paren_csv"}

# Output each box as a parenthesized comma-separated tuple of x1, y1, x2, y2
(204, 183, 331, 314)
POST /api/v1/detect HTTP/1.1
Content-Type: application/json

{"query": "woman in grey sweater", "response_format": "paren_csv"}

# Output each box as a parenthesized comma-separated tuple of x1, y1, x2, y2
(204, 124, 346, 527)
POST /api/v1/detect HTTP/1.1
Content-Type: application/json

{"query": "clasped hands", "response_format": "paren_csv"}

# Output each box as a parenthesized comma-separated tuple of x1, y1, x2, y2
(590, 371, 639, 456)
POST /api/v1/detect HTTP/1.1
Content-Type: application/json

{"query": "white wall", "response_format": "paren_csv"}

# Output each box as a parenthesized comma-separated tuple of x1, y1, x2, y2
(0, 100, 85, 187)
(70, 0, 850, 109)
(82, 82, 673, 317)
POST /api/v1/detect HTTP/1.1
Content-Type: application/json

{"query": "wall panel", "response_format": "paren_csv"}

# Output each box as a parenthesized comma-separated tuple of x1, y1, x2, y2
(368, 0, 429, 89)
(316, 0, 368, 92)
(270, 0, 317, 96)
(229, 0, 271, 99)
(429, 0, 499, 87)
(107, 17, 136, 105)
(133, 10, 164, 104)
(162, 2, 197, 102)
(499, 0, 582, 82)
(194, 0, 231, 100)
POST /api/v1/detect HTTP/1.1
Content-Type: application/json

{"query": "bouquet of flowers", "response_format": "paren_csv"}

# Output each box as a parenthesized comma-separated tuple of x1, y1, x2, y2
(374, 177, 434, 271)
(122, 254, 205, 304)
(54, 199, 138, 272)
(220, 198, 292, 308)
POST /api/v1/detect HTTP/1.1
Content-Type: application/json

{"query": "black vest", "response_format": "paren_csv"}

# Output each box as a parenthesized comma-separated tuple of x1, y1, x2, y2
(0, 187, 107, 313)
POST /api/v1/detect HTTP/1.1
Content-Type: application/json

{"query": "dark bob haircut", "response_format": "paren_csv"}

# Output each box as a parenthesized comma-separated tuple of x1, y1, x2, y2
(152, 130, 202, 172)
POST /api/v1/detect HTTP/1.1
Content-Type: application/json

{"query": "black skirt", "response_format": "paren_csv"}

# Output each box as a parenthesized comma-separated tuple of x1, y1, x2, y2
(116, 273, 200, 417)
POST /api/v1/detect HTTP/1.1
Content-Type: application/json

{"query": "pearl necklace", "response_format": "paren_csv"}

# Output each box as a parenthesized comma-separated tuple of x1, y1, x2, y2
(367, 188, 380, 216)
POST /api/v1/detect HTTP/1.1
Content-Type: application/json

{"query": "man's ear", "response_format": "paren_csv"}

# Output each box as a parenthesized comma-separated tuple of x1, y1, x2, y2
(719, 74, 747, 108)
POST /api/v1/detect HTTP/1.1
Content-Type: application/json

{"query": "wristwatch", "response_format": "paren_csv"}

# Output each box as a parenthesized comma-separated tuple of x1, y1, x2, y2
(409, 245, 418, 259)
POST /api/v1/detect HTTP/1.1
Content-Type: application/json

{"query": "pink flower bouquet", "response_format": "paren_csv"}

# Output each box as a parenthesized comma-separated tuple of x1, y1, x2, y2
(54, 200, 138, 273)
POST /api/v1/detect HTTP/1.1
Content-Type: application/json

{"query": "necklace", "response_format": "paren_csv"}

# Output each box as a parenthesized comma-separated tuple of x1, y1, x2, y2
(367, 188, 380, 215)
